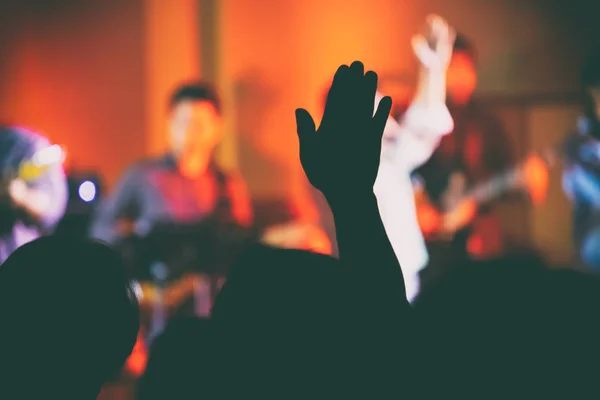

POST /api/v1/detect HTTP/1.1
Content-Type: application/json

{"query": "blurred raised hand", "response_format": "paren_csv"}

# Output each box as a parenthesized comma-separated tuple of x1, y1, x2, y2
(412, 14, 456, 71)
(295, 61, 392, 201)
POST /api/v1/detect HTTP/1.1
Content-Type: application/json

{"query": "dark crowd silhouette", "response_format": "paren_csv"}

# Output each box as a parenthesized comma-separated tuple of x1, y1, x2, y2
(0, 60, 599, 399)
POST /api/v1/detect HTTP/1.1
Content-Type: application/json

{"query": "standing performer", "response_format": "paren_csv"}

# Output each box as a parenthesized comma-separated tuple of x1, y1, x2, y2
(562, 50, 600, 272)
(373, 15, 455, 302)
(0, 126, 68, 264)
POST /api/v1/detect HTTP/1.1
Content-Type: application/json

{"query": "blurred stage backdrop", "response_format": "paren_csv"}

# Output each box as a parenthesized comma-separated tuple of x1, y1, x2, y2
(0, 0, 598, 264)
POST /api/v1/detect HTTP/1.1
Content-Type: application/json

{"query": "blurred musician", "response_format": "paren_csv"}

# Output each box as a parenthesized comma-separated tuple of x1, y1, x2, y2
(413, 34, 548, 282)
(0, 126, 68, 263)
(90, 82, 252, 246)
(562, 50, 600, 272)
(373, 15, 455, 303)
(90, 82, 253, 323)
(414, 34, 511, 261)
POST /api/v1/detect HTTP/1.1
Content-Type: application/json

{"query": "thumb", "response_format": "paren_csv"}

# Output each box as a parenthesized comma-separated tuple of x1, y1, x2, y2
(295, 108, 316, 143)
(372, 96, 392, 139)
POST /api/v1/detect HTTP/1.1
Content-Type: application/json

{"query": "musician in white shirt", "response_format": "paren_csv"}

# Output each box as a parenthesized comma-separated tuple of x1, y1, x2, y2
(374, 15, 455, 302)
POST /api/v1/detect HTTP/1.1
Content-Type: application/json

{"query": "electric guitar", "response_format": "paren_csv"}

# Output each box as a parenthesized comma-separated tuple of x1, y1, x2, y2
(415, 152, 552, 242)
(125, 273, 223, 377)
(135, 272, 209, 311)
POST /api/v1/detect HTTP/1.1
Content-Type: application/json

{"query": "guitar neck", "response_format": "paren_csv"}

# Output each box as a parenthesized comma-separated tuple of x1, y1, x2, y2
(464, 167, 521, 206)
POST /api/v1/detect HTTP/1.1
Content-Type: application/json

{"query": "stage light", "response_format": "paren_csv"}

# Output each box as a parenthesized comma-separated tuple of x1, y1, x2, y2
(78, 180, 96, 202)
(54, 171, 104, 237)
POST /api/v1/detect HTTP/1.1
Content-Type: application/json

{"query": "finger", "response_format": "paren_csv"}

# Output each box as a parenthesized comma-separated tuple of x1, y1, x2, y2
(349, 61, 365, 77)
(434, 18, 450, 48)
(329, 64, 350, 97)
(447, 26, 457, 47)
(412, 35, 435, 67)
(364, 70, 378, 118)
(322, 64, 350, 124)
(372, 96, 393, 138)
(437, 24, 455, 61)
(425, 14, 441, 39)
(333, 63, 351, 80)
(347, 61, 366, 116)
(328, 64, 350, 100)
(426, 13, 441, 26)
(428, 14, 445, 36)
(295, 108, 316, 144)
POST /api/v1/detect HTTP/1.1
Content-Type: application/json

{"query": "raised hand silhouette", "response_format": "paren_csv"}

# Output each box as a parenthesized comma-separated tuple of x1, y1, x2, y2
(295, 61, 392, 200)
(292, 62, 411, 397)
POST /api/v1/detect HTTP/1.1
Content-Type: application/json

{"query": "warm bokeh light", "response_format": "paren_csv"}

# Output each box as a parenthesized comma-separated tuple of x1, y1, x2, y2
(523, 154, 550, 205)
(417, 204, 441, 236)
(125, 331, 148, 378)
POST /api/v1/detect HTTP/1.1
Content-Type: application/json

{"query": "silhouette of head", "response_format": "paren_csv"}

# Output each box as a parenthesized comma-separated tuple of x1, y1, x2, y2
(137, 317, 214, 400)
(211, 244, 361, 396)
(0, 237, 139, 398)
(168, 82, 223, 177)
(447, 34, 477, 106)
(413, 252, 600, 397)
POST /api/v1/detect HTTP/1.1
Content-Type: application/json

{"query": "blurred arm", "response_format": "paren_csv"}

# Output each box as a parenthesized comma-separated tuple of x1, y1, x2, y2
(89, 167, 141, 244)
(374, 164, 428, 302)
(376, 66, 453, 171)
(372, 77, 453, 301)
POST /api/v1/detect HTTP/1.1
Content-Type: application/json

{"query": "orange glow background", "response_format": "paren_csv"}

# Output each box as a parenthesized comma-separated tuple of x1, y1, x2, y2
(0, 0, 597, 261)
(0, 0, 588, 195)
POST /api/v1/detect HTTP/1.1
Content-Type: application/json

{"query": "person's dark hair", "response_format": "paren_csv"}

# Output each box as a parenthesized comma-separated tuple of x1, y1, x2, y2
(453, 33, 477, 63)
(0, 237, 139, 398)
(168, 81, 222, 114)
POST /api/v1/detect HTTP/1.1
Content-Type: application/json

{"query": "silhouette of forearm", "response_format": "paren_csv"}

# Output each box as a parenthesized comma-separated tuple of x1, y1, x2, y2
(328, 191, 411, 389)
(328, 192, 409, 308)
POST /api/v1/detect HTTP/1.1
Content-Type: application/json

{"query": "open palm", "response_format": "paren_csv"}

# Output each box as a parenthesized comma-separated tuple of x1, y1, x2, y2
(295, 61, 392, 200)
